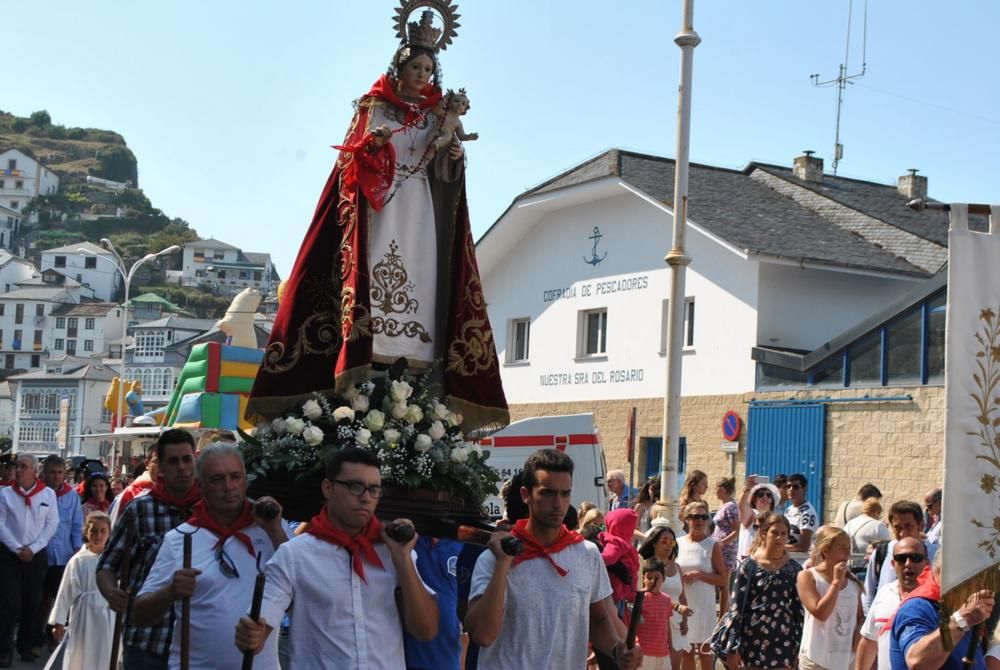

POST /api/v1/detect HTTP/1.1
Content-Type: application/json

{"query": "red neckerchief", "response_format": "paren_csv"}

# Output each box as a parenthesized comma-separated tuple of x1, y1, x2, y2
(366, 74, 443, 125)
(55, 482, 74, 498)
(149, 478, 201, 514)
(88, 499, 110, 512)
(881, 565, 939, 636)
(187, 500, 257, 557)
(307, 512, 384, 583)
(12, 480, 46, 507)
(511, 519, 585, 577)
(0, 480, 13, 488)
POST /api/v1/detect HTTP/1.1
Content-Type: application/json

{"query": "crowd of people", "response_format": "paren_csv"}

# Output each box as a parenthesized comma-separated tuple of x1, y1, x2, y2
(0, 439, 997, 670)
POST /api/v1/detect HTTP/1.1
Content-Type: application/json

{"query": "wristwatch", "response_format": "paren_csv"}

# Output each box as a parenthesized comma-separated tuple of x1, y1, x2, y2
(951, 611, 970, 632)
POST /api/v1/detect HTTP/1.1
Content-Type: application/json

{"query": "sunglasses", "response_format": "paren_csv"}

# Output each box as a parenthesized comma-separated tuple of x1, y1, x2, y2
(785, 484, 802, 490)
(686, 514, 710, 521)
(893, 553, 926, 564)
(216, 546, 240, 579)
(753, 490, 771, 498)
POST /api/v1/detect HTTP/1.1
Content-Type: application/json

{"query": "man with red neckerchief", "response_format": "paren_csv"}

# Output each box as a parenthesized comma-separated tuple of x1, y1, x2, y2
(465, 448, 643, 670)
(235, 447, 439, 670)
(0, 453, 59, 666)
(97, 428, 201, 670)
(135, 443, 288, 670)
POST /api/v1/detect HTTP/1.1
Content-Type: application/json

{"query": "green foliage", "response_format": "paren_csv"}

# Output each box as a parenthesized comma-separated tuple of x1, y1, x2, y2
(11, 118, 27, 132)
(93, 146, 137, 184)
(29, 110, 51, 127)
(140, 285, 232, 319)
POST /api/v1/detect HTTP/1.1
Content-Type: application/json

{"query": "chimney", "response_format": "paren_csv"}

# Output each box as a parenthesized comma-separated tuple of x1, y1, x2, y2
(792, 150, 824, 183)
(898, 169, 927, 201)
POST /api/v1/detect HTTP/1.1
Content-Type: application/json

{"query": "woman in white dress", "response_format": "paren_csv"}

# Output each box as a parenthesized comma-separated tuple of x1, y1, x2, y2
(796, 526, 864, 670)
(676, 501, 728, 670)
(49, 512, 115, 670)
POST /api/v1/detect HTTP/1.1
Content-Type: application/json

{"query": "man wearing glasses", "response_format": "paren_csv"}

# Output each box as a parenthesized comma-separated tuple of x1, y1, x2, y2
(135, 443, 288, 669)
(236, 447, 438, 669)
(783, 474, 818, 562)
(97, 428, 201, 670)
(854, 537, 926, 670)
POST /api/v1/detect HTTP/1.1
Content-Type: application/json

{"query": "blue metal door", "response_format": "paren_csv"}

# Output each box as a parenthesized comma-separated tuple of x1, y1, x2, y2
(643, 437, 686, 493)
(746, 404, 825, 514)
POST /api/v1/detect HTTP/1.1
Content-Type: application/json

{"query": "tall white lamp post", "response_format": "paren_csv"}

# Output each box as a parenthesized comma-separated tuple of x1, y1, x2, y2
(79, 240, 180, 434)
(659, 0, 700, 518)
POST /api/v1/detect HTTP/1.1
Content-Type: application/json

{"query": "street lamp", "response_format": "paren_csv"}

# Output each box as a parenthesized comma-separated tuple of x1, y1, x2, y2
(78, 241, 180, 436)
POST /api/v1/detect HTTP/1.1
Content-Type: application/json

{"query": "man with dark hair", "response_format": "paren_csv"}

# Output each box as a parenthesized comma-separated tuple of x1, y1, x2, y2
(97, 428, 200, 670)
(0, 454, 58, 666)
(784, 473, 817, 560)
(772, 474, 789, 511)
(110, 442, 160, 526)
(862, 500, 938, 615)
(236, 447, 438, 668)
(135, 444, 287, 669)
(36, 455, 83, 654)
(465, 448, 642, 669)
(835, 482, 883, 527)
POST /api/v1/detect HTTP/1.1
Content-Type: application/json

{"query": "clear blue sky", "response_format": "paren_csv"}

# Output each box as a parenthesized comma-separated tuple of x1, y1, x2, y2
(5, 1, 998, 277)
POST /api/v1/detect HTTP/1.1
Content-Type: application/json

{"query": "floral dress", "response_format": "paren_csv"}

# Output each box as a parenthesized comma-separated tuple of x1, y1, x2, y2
(727, 557, 804, 668)
(713, 500, 740, 570)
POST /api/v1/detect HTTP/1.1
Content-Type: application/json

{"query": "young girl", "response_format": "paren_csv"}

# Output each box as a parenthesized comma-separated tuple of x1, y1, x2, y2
(640, 519, 691, 670)
(633, 558, 678, 670)
(796, 525, 864, 670)
(49, 512, 116, 670)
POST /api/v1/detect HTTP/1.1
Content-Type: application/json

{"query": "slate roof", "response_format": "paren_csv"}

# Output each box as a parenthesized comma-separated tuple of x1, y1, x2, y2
(49, 302, 117, 317)
(518, 149, 974, 278)
(135, 316, 215, 332)
(9, 361, 116, 382)
(186, 238, 239, 251)
(42, 241, 112, 255)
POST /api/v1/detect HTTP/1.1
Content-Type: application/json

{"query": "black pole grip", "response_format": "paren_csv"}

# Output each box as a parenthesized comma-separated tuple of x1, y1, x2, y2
(500, 536, 523, 556)
(253, 500, 280, 522)
(385, 521, 416, 544)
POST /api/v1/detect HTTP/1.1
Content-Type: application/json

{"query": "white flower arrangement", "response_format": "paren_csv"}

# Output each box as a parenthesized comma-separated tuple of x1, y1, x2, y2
(240, 368, 500, 507)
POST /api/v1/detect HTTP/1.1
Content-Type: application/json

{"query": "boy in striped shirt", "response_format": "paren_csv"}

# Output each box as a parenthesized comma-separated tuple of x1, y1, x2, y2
(632, 558, 687, 670)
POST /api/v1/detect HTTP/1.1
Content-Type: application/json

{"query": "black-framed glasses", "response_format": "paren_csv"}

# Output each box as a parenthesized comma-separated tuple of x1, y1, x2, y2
(333, 479, 383, 499)
(893, 553, 926, 564)
(687, 514, 710, 521)
(216, 546, 240, 579)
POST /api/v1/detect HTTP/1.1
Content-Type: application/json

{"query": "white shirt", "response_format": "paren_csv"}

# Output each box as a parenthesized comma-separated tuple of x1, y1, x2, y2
(139, 522, 282, 670)
(0, 483, 59, 554)
(471, 539, 612, 670)
(844, 514, 891, 554)
(785, 501, 818, 562)
(860, 580, 903, 670)
(257, 532, 432, 670)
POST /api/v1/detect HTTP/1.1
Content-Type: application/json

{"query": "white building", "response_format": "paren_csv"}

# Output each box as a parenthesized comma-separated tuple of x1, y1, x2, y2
(0, 271, 90, 373)
(0, 148, 59, 213)
(0, 204, 21, 250)
(9, 358, 115, 457)
(122, 315, 215, 409)
(180, 238, 278, 297)
(39, 241, 122, 302)
(479, 149, 958, 516)
(49, 303, 124, 359)
(0, 251, 36, 293)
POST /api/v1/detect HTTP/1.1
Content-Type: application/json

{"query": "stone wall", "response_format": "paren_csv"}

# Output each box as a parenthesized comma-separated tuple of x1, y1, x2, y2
(508, 385, 944, 521)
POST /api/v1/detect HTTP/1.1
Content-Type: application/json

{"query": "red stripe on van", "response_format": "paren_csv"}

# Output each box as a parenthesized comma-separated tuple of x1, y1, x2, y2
(569, 433, 598, 445)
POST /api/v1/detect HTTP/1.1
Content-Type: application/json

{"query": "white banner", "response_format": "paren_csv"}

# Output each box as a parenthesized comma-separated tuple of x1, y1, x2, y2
(941, 203, 1000, 613)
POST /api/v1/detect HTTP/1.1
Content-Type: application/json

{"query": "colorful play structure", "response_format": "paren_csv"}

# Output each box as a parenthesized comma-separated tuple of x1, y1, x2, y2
(162, 341, 263, 431)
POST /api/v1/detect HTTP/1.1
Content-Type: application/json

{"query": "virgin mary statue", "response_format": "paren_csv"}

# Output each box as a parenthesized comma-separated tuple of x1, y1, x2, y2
(247, 2, 509, 432)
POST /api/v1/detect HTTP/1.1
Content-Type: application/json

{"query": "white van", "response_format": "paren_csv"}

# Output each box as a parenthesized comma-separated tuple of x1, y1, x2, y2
(478, 413, 608, 519)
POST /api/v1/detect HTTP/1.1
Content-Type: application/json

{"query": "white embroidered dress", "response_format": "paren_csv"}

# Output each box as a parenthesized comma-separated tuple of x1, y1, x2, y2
(367, 100, 439, 367)
(48, 547, 115, 670)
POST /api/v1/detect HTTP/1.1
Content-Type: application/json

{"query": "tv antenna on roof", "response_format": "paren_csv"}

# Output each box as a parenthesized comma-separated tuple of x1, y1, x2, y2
(810, 0, 868, 175)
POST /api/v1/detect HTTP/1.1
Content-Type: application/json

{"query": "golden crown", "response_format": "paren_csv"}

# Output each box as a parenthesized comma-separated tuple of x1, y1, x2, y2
(393, 0, 460, 52)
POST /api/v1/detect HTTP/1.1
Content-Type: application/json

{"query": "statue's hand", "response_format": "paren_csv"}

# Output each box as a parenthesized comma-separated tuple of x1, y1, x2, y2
(449, 138, 464, 160)
(369, 125, 392, 149)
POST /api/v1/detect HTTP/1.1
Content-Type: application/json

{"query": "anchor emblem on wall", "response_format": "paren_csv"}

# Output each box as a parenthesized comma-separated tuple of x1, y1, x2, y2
(583, 226, 608, 266)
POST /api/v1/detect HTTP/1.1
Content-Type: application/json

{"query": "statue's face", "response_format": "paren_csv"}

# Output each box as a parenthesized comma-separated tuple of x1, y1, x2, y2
(450, 95, 469, 114)
(398, 53, 434, 95)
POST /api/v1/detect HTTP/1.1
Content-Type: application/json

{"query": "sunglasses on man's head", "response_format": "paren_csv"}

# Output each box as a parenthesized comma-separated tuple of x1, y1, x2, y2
(687, 514, 710, 521)
(893, 553, 926, 564)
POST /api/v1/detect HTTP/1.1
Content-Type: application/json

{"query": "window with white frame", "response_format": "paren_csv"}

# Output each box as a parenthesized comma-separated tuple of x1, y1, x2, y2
(84, 340, 94, 352)
(507, 318, 531, 363)
(18, 421, 58, 445)
(125, 367, 175, 397)
(578, 308, 608, 357)
(55, 317, 65, 329)
(134, 330, 167, 359)
(54, 339, 64, 351)
(659, 298, 696, 353)
(85, 318, 95, 330)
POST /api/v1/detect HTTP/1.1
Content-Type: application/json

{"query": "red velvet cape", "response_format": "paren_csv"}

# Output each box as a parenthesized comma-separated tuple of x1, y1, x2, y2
(247, 76, 508, 431)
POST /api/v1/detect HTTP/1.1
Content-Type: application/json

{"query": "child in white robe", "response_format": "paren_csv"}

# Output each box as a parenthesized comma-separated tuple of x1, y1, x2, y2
(49, 511, 115, 670)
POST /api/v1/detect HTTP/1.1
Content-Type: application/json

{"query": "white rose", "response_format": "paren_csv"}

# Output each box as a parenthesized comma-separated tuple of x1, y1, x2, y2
(285, 417, 305, 435)
(302, 399, 323, 420)
(365, 410, 385, 432)
(352, 394, 370, 413)
(453, 412, 464, 427)
(454, 431, 464, 443)
(302, 425, 324, 446)
(384, 428, 401, 444)
(431, 401, 449, 421)
(356, 428, 372, 446)
(415, 434, 433, 452)
(405, 405, 424, 424)
(450, 446, 469, 463)
(390, 380, 413, 402)
(333, 406, 355, 422)
(428, 420, 446, 441)
(342, 385, 359, 401)
(270, 417, 287, 434)
(390, 402, 408, 420)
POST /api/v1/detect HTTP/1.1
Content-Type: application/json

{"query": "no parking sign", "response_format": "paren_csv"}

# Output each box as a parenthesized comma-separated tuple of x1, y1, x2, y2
(722, 410, 742, 442)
